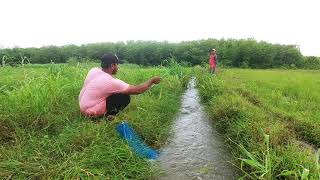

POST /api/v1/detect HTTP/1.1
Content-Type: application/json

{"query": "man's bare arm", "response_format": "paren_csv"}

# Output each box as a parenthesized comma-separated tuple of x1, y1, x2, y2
(120, 76, 161, 95)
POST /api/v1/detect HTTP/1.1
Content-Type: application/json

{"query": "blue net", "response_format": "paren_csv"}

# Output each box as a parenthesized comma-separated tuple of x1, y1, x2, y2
(116, 121, 159, 159)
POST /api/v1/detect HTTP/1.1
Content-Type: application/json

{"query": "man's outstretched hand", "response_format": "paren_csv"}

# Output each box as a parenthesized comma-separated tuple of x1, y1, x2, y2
(121, 76, 162, 95)
(151, 76, 161, 84)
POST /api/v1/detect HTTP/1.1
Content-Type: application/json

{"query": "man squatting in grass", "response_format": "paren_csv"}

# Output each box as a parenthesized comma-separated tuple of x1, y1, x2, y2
(209, 48, 218, 74)
(79, 53, 161, 119)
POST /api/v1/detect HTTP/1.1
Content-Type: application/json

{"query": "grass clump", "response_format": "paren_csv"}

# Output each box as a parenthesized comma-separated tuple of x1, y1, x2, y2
(195, 67, 320, 179)
(0, 62, 190, 179)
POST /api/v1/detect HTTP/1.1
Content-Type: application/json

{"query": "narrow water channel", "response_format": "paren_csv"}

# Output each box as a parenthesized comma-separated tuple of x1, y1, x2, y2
(158, 78, 237, 179)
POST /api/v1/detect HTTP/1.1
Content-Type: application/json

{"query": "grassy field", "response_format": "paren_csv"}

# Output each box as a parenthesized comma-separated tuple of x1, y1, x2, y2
(0, 62, 191, 179)
(195, 68, 320, 179)
(2, 63, 320, 179)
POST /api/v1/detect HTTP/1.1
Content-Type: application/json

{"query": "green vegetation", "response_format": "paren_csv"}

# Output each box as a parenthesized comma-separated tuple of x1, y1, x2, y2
(0, 38, 308, 68)
(195, 68, 320, 179)
(303, 56, 320, 69)
(0, 63, 191, 179)
(2, 61, 320, 179)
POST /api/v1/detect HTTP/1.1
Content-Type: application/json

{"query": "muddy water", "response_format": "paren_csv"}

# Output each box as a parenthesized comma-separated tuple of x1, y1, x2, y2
(158, 78, 238, 180)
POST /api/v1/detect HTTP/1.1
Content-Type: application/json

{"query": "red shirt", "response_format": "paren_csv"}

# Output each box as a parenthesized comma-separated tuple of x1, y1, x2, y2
(209, 54, 216, 68)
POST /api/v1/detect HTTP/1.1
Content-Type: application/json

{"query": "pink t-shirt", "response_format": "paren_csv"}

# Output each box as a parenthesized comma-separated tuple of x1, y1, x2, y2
(79, 68, 129, 117)
(209, 54, 216, 69)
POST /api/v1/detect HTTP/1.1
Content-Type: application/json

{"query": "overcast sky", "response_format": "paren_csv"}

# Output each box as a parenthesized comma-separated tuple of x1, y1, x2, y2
(0, 0, 319, 56)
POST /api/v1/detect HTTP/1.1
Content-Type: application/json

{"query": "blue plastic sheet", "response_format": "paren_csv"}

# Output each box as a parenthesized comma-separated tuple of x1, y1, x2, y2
(116, 121, 159, 159)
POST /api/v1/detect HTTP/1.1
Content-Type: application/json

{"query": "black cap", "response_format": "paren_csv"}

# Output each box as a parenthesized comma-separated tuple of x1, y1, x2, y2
(101, 53, 123, 68)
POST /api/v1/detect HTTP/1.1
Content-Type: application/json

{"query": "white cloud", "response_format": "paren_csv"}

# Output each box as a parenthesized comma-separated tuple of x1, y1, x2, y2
(0, 0, 319, 56)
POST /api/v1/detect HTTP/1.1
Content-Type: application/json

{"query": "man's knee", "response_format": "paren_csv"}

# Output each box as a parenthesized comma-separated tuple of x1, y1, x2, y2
(114, 94, 130, 106)
(122, 94, 131, 105)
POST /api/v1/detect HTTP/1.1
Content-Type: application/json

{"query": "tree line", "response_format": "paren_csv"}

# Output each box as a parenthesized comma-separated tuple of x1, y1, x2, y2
(1, 38, 319, 69)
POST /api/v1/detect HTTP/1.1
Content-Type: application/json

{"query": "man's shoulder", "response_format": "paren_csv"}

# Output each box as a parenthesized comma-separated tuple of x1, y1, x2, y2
(89, 67, 102, 72)
(84, 67, 105, 83)
(87, 67, 103, 76)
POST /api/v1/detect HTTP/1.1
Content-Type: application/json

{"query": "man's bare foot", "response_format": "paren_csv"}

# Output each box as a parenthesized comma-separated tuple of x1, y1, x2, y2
(106, 115, 115, 121)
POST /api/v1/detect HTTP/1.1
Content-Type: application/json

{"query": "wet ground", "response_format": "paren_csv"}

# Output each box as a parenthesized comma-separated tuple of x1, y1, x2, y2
(158, 78, 238, 180)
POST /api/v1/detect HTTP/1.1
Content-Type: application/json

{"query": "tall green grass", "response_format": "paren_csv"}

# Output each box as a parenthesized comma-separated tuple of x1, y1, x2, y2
(195, 67, 320, 179)
(0, 62, 190, 179)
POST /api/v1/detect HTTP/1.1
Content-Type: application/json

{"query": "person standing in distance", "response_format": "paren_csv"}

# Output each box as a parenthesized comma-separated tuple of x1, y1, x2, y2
(209, 48, 218, 74)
